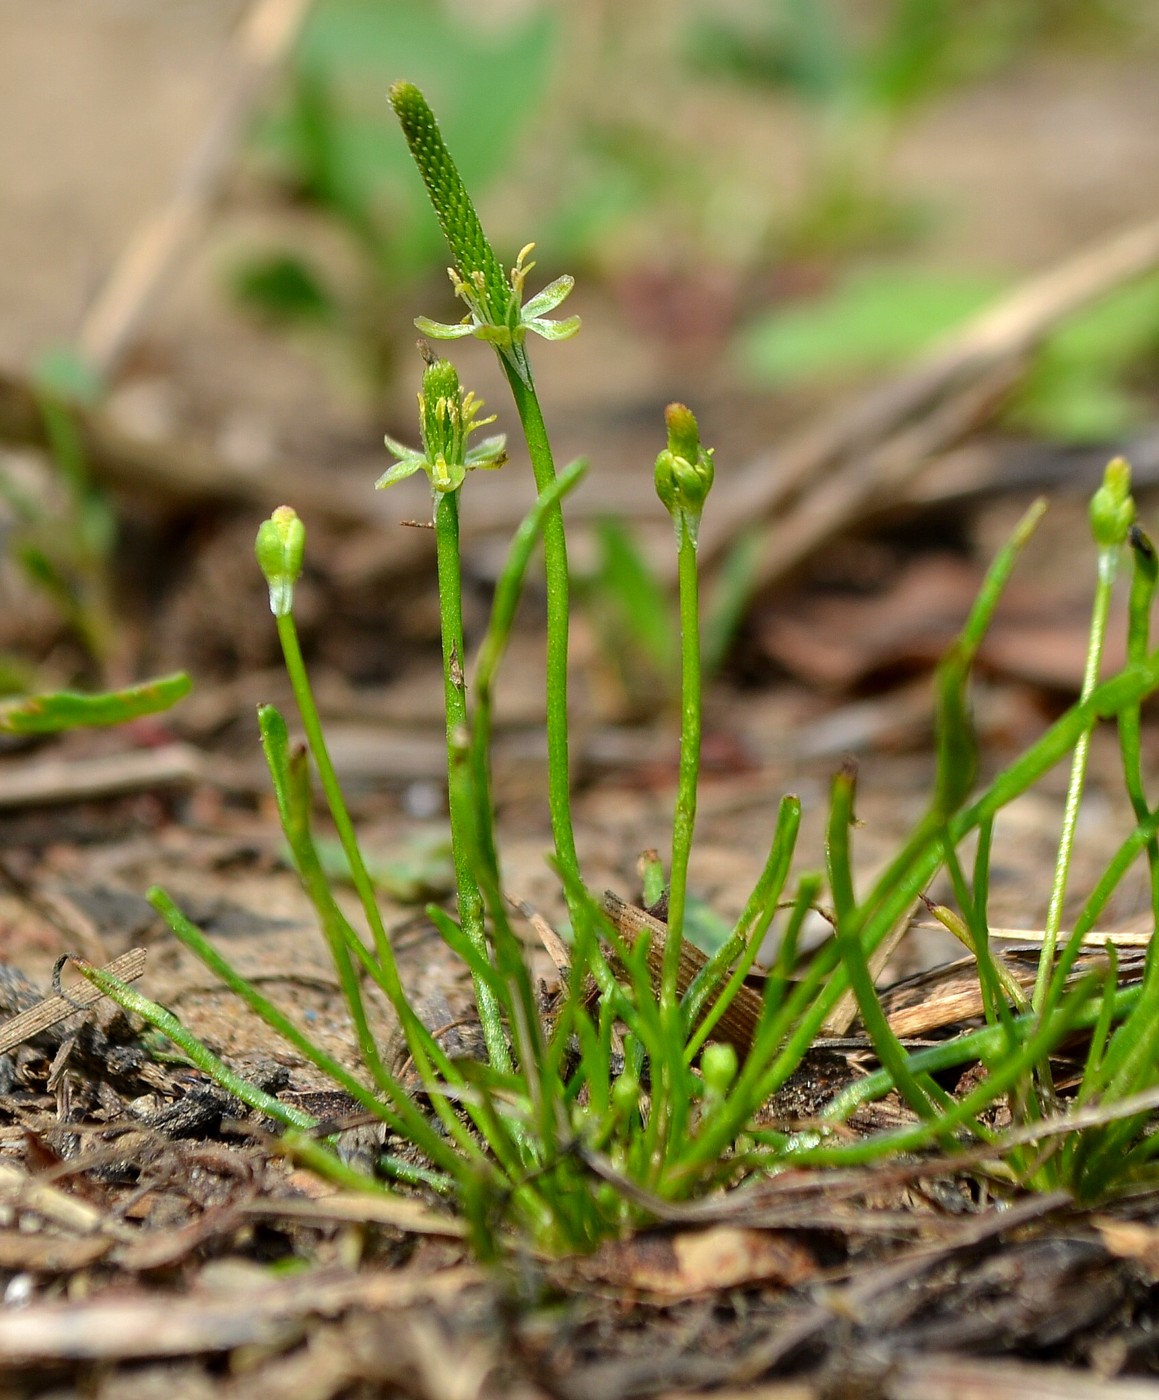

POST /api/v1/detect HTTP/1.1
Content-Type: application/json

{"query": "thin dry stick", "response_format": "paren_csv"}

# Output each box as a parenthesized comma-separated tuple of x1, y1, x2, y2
(510, 895, 572, 978)
(764, 361, 1022, 602)
(0, 744, 206, 809)
(77, 0, 315, 378)
(0, 948, 147, 1056)
(693, 212, 1159, 585)
(821, 919, 915, 1038)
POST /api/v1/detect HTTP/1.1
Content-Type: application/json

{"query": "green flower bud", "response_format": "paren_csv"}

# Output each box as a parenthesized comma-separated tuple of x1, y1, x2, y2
(611, 1068, 640, 1118)
(377, 352, 505, 500)
(655, 402, 714, 539)
(418, 357, 473, 494)
(1090, 456, 1135, 549)
(255, 506, 305, 618)
(700, 1042, 738, 1098)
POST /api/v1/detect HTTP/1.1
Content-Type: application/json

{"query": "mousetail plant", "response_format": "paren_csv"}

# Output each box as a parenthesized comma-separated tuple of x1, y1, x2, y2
(70, 83, 1159, 1256)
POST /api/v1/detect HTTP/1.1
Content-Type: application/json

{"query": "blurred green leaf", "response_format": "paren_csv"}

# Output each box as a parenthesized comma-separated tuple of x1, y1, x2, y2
(33, 349, 104, 406)
(867, 0, 955, 112)
(704, 529, 765, 679)
(230, 253, 338, 326)
(740, 260, 1159, 445)
(0, 672, 192, 734)
(256, 0, 557, 274)
(685, 896, 733, 955)
(307, 831, 455, 904)
(581, 519, 679, 706)
(738, 267, 1001, 384)
(686, 0, 850, 102)
(1008, 363, 1141, 444)
(1008, 271, 1159, 443)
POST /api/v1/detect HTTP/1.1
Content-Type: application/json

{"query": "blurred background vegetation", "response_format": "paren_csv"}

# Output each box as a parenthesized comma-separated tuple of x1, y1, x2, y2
(5, 0, 1159, 700)
(231, 0, 1159, 440)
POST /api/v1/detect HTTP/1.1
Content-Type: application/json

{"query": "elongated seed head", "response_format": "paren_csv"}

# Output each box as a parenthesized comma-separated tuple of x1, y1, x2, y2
(390, 82, 512, 327)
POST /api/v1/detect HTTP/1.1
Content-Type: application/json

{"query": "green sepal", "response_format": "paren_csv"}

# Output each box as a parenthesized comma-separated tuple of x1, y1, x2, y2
(414, 315, 476, 341)
(375, 455, 426, 490)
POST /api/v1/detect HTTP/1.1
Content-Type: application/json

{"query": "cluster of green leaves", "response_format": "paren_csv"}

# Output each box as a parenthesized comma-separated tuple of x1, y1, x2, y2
(78, 83, 1159, 1260)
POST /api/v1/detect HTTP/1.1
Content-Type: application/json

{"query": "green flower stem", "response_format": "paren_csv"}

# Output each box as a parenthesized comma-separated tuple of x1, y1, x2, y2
(1033, 545, 1117, 1014)
(646, 403, 715, 1179)
(256, 704, 476, 1128)
(434, 490, 511, 1074)
(259, 726, 392, 1100)
(270, 609, 500, 1152)
(664, 515, 702, 1003)
(274, 608, 477, 1103)
(470, 457, 588, 882)
(499, 360, 580, 891)
(1036, 461, 1135, 1014)
(1119, 528, 1159, 935)
(274, 610, 394, 973)
(1041, 808, 1159, 1026)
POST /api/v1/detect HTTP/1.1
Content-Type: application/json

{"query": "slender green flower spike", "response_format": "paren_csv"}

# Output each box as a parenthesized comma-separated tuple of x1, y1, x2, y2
(655, 402, 715, 547)
(389, 82, 579, 383)
(377, 351, 506, 499)
(255, 506, 306, 618)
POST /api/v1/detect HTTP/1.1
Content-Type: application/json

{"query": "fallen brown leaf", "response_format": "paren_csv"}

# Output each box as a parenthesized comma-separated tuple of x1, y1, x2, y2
(575, 1225, 815, 1300)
